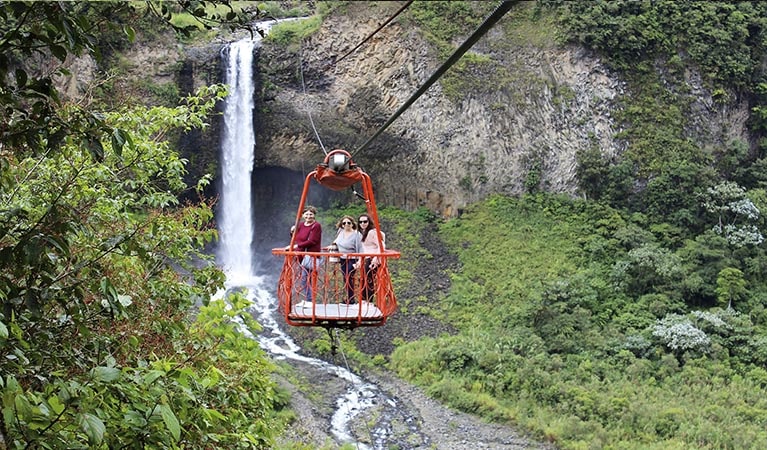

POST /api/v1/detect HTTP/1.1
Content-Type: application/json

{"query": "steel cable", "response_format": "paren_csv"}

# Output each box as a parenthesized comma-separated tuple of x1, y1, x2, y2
(299, 44, 328, 155)
(351, 0, 517, 157)
(332, 0, 414, 67)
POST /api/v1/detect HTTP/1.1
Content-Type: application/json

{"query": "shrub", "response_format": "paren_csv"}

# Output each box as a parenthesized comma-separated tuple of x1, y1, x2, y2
(652, 314, 711, 353)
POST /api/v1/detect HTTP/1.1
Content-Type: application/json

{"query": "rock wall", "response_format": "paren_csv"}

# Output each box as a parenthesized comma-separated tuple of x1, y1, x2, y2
(253, 3, 628, 217)
(56, 2, 753, 219)
(252, 2, 750, 217)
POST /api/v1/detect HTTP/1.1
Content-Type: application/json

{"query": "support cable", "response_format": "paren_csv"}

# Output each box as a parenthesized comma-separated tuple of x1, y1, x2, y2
(299, 44, 328, 155)
(351, 0, 517, 157)
(332, 0, 413, 67)
(301, 1, 412, 157)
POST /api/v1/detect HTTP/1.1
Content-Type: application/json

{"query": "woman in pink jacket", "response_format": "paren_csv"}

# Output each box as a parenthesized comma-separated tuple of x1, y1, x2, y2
(355, 213, 384, 304)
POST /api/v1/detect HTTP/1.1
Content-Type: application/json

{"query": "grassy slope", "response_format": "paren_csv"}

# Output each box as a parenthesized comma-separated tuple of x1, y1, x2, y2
(389, 194, 767, 450)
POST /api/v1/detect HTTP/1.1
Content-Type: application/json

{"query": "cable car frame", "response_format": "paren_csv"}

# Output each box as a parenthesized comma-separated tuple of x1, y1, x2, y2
(272, 150, 400, 329)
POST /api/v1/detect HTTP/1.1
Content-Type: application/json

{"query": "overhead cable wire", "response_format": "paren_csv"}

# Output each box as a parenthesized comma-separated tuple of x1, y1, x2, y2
(332, 0, 414, 67)
(299, 44, 328, 155)
(300, 1, 413, 159)
(351, 0, 517, 157)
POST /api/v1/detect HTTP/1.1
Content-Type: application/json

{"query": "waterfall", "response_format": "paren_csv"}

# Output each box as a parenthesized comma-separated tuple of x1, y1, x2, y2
(217, 40, 255, 281)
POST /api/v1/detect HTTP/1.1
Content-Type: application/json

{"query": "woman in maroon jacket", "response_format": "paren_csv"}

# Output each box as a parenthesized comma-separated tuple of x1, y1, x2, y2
(289, 206, 322, 305)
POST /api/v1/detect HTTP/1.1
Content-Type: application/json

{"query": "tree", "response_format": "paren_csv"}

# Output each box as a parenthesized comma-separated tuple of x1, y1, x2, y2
(703, 181, 764, 248)
(611, 243, 684, 297)
(0, 2, 280, 448)
(676, 231, 734, 306)
(575, 145, 611, 201)
(716, 267, 748, 309)
(1, 84, 281, 449)
(642, 159, 714, 235)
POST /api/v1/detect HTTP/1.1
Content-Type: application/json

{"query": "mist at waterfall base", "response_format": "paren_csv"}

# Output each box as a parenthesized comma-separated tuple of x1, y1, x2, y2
(248, 166, 349, 275)
(213, 37, 408, 449)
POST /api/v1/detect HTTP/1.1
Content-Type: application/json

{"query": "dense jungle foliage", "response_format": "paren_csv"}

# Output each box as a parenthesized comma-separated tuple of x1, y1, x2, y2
(0, 2, 291, 448)
(381, 1, 767, 449)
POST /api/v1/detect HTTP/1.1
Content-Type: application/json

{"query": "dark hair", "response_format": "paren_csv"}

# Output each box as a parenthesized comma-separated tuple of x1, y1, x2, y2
(358, 214, 375, 241)
(303, 205, 317, 215)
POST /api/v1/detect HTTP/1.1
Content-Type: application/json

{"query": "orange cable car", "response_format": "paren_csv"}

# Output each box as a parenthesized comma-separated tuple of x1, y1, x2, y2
(272, 150, 400, 329)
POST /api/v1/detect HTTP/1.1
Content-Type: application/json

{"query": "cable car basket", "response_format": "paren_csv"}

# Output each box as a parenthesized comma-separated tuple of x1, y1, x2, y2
(272, 150, 400, 328)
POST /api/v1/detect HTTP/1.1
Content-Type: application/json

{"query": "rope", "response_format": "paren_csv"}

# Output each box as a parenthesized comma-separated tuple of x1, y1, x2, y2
(351, 0, 517, 157)
(299, 44, 328, 155)
(332, 0, 414, 67)
(332, 328, 374, 449)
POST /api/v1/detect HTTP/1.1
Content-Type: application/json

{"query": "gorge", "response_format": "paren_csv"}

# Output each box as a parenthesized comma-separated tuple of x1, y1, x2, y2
(213, 28, 553, 449)
(9, 2, 767, 448)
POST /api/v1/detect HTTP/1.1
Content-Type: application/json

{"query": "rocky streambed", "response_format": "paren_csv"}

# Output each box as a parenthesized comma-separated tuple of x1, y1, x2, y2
(273, 357, 556, 450)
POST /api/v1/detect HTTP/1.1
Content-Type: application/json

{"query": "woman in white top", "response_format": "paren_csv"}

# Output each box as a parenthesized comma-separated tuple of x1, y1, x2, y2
(356, 213, 385, 304)
(333, 215, 363, 304)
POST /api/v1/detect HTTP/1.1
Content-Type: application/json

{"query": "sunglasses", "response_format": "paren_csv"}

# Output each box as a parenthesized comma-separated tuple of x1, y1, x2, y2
(342, 221, 353, 225)
(358, 219, 369, 223)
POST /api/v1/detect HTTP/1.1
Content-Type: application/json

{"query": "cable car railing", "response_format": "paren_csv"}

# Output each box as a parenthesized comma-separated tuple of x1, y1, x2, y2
(272, 248, 399, 328)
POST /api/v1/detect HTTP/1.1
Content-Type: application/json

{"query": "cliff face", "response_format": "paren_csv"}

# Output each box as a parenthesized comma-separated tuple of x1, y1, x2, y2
(252, 2, 750, 217)
(56, 3, 753, 218)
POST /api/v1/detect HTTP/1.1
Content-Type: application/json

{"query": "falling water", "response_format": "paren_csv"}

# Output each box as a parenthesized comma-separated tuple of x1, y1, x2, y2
(218, 40, 255, 282)
(215, 33, 414, 449)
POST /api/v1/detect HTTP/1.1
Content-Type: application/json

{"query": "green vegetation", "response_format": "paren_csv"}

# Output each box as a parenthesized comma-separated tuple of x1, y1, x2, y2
(369, 6, 767, 433)
(406, 1, 495, 54)
(1, 81, 283, 448)
(154, 0, 263, 35)
(0, 2, 284, 448)
(390, 194, 767, 449)
(381, 7, 767, 440)
(538, 0, 767, 232)
(266, 16, 323, 47)
(440, 52, 498, 103)
(165, 0, 319, 44)
(261, 1, 340, 48)
(541, 0, 767, 90)
(138, 78, 182, 106)
(257, 1, 316, 20)
(167, 1, 254, 28)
